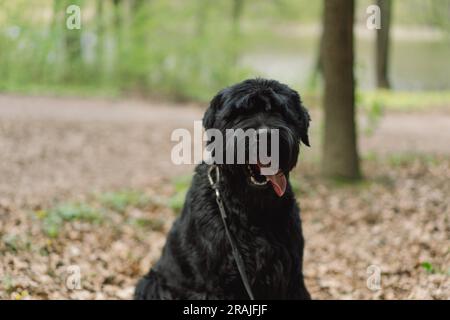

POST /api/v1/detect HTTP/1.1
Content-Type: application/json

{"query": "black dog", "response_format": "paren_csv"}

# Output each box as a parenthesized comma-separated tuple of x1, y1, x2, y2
(135, 79, 311, 299)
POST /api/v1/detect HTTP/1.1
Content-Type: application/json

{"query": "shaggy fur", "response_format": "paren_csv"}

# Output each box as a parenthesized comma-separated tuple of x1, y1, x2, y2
(135, 79, 311, 299)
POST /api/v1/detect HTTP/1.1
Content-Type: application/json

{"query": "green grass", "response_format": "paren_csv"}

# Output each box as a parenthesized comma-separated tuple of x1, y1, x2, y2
(292, 90, 450, 115)
(420, 261, 449, 275)
(35, 188, 176, 238)
(290, 178, 301, 193)
(36, 203, 103, 238)
(387, 153, 441, 167)
(421, 261, 436, 274)
(1, 234, 31, 253)
(363, 151, 442, 168)
(98, 190, 152, 214)
(359, 90, 450, 111)
(129, 217, 165, 232)
(1, 275, 16, 295)
(302, 89, 450, 112)
(0, 82, 121, 99)
(167, 175, 192, 214)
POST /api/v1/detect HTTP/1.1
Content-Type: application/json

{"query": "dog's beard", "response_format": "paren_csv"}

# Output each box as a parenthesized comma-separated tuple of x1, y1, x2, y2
(212, 122, 299, 198)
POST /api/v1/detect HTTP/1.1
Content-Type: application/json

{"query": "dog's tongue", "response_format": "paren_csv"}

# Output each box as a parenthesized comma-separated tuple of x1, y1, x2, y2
(265, 172, 287, 197)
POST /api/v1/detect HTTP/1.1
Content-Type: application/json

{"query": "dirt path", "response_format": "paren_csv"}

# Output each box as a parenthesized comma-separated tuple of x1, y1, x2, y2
(361, 110, 450, 155)
(0, 94, 203, 206)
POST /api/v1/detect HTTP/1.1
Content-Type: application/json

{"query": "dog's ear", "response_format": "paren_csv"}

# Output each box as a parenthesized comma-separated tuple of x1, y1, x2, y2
(299, 105, 311, 147)
(203, 92, 223, 130)
(290, 90, 311, 147)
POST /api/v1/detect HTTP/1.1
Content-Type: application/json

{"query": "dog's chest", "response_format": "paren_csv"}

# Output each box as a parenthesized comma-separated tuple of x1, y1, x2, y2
(229, 222, 299, 298)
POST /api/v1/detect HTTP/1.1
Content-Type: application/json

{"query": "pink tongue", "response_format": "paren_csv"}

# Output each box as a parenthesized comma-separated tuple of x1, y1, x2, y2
(266, 172, 287, 197)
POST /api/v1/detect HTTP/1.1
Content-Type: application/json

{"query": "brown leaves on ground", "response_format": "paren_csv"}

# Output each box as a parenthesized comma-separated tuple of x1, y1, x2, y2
(0, 187, 175, 300)
(298, 157, 450, 299)
(0, 156, 448, 300)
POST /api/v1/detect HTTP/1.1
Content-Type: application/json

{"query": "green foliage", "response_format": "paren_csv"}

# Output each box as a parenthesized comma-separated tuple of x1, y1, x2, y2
(420, 260, 448, 275)
(0, 0, 253, 101)
(394, 0, 450, 30)
(290, 178, 300, 193)
(168, 190, 188, 214)
(357, 90, 385, 136)
(355, 0, 450, 30)
(36, 189, 168, 237)
(130, 217, 165, 232)
(1, 0, 449, 99)
(366, 99, 384, 135)
(361, 90, 450, 111)
(173, 175, 193, 193)
(37, 203, 102, 238)
(1, 275, 16, 294)
(98, 190, 151, 213)
(421, 261, 435, 273)
(387, 153, 440, 167)
(1, 234, 30, 253)
(168, 175, 192, 214)
(243, 0, 322, 23)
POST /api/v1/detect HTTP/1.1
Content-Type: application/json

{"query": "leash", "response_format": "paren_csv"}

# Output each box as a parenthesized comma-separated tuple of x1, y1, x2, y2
(207, 165, 255, 300)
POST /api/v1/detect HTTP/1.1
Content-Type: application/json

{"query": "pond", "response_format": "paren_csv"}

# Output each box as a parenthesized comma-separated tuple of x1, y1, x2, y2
(240, 31, 450, 91)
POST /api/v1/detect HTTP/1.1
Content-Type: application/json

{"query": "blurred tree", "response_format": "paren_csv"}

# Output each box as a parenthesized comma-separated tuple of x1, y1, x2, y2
(376, 0, 392, 89)
(308, 4, 325, 90)
(196, 0, 211, 35)
(314, 21, 324, 77)
(429, 0, 450, 33)
(231, 0, 245, 63)
(232, 0, 245, 37)
(132, 0, 145, 12)
(63, 0, 83, 81)
(322, 0, 360, 180)
(113, 0, 125, 80)
(96, 0, 105, 80)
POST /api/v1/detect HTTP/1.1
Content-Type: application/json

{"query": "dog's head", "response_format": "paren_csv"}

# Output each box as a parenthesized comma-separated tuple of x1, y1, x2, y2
(203, 78, 310, 198)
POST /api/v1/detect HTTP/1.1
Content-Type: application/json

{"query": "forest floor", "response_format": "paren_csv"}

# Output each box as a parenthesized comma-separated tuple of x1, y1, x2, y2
(0, 94, 449, 299)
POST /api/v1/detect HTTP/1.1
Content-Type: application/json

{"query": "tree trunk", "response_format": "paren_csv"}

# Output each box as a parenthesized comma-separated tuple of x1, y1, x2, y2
(314, 28, 324, 77)
(232, 0, 244, 37)
(96, 0, 105, 75)
(314, 5, 325, 77)
(230, 0, 244, 64)
(321, 0, 360, 180)
(307, 6, 324, 89)
(376, 0, 392, 89)
(196, 0, 211, 36)
(63, 0, 83, 81)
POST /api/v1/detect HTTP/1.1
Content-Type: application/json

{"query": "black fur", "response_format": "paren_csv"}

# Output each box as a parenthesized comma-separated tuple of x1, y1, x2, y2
(135, 79, 311, 300)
